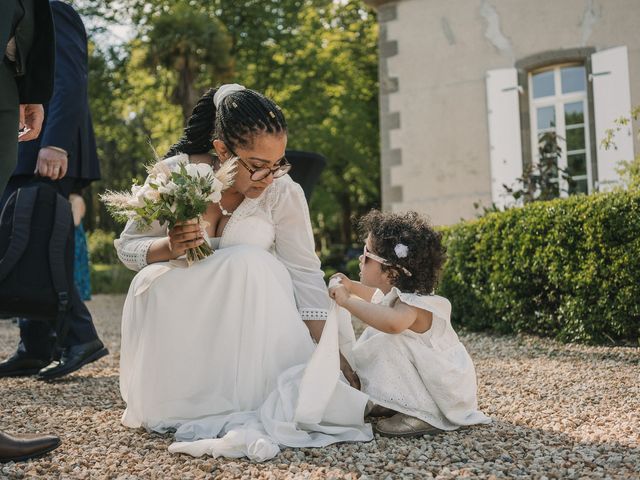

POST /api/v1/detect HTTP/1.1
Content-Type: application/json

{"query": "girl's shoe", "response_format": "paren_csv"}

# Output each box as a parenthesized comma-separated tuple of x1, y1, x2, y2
(365, 401, 396, 417)
(374, 412, 443, 437)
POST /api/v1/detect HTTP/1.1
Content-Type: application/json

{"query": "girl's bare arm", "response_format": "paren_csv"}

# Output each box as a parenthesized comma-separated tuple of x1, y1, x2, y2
(341, 296, 418, 334)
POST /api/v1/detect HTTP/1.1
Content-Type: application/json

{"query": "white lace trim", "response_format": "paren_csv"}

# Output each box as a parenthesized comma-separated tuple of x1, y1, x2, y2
(300, 308, 328, 321)
(117, 238, 155, 271)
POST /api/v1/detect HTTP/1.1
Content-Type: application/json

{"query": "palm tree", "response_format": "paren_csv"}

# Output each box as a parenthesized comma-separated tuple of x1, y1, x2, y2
(143, 3, 234, 121)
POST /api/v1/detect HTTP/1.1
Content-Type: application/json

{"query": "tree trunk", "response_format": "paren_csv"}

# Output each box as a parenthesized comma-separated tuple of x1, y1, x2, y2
(175, 56, 197, 123)
(340, 193, 352, 246)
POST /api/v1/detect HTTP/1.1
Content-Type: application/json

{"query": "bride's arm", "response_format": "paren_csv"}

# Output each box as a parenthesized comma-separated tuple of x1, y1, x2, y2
(114, 219, 168, 271)
(271, 176, 330, 342)
(303, 320, 325, 344)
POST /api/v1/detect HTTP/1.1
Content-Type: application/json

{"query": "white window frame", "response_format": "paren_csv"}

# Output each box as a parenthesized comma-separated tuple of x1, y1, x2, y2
(528, 63, 593, 197)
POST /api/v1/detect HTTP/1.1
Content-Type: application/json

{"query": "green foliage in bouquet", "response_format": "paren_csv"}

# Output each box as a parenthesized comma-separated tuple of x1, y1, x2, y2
(101, 159, 235, 264)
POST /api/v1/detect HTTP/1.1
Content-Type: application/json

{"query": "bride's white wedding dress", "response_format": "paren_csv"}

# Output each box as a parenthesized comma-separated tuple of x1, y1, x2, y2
(115, 154, 371, 461)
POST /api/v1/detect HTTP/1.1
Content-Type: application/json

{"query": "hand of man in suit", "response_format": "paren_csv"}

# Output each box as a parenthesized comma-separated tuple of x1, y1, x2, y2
(34, 146, 68, 180)
(18, 104, 45, 142)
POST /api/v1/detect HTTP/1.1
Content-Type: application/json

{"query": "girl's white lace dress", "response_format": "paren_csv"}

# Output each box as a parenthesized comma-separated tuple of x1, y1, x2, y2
(115, 154, 371, 461)
(344, 287, 491, 430)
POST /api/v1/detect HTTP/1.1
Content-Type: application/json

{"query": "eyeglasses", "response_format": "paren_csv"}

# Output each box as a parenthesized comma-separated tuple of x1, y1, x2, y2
(233, 155, 292, 181)
(363, 244, 412, 277)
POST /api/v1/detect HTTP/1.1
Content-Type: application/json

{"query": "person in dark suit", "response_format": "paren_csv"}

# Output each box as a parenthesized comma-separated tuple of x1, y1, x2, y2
(0, 0, 107, 382)
(0, 0, 54, 192)
(0, 0, 62, 463)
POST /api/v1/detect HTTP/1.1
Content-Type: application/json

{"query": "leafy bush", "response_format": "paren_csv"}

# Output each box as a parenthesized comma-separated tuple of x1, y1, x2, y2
(319, 244, 361, 282)
(87, 229, 119, 265)
(438, 190, 640, 345)
(91, 263, 136, 294)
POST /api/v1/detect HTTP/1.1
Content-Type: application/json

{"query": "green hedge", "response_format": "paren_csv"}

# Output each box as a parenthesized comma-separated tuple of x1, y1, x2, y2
(438, 190, 640, 345)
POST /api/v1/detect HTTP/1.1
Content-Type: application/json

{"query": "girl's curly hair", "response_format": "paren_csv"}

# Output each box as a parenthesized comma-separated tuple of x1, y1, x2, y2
(357, 210, 446, 295)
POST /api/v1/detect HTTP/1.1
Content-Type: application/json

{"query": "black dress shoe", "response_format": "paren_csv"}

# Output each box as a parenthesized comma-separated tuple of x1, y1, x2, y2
(37, 339, 108, 380)
(0, 352, 50, 378)
(0, 430, 61, 462)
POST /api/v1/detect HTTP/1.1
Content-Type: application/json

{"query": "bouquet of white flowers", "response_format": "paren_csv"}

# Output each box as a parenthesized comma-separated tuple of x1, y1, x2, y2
(102, 159, 236, 264)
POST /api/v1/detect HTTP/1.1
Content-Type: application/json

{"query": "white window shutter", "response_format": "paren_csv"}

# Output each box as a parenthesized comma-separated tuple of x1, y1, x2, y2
(591, 46, 634, 191)
(486, 68, 523, 209)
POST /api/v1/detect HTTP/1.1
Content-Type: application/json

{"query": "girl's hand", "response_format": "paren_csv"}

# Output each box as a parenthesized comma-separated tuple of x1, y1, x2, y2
(329, 283, 351, 307)
(329, 272, 353, 291)
(167, 219, 204, 259)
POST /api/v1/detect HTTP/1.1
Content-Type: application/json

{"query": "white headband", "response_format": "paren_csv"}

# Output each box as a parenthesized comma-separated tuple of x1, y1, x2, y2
(213, 84, 246, 108)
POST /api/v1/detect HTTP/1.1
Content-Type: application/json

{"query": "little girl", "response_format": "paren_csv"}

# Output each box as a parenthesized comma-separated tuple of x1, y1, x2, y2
(329, 210, 491, 437)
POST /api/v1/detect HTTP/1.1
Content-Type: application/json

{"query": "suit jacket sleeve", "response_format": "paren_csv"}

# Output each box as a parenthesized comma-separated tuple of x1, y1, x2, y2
(16, 0, 55, 104)
(39, 1, 87, 152)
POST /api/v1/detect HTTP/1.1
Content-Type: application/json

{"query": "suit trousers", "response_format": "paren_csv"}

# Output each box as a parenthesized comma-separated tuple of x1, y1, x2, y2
(1, 175, 100, 360)
(0, 59, 19, 195)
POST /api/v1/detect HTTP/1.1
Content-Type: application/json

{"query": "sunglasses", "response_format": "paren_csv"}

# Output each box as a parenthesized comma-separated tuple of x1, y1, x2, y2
(363, 244, 412, 277)
(233, 155, 292, 182)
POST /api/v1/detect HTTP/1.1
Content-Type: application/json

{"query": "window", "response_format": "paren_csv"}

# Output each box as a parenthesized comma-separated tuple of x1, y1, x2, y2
(486, 46, 633, 209)
(529, 64, 591, 196)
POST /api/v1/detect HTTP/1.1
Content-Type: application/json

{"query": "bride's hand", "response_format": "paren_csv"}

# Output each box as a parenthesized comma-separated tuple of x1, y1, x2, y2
(167, 219, 205, 258)
(340, 353, 361, 390)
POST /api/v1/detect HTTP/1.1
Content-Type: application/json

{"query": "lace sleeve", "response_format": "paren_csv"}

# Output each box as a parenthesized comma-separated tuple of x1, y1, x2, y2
(114, 219, 166, 271)
(271, 176, 330, 320)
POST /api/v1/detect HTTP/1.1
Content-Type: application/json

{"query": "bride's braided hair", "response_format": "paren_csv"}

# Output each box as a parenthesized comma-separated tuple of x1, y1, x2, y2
(165, 87, 287, 158)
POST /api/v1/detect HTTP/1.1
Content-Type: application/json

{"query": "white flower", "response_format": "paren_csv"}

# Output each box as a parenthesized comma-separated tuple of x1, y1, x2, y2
(212, 177, 224, 191)
(127, 195, 145, 208)
(196, 163, 214, 177)
(127, 184, 148, 207)
(185, 163, 213, 178)
(394, 243, 409, 258)
(153, 173, 168, 185)
(158, 181, 178, 195)
(169, 203, 177, 213)
(207, 191, 222, 203)
(143, 187, 161, 202)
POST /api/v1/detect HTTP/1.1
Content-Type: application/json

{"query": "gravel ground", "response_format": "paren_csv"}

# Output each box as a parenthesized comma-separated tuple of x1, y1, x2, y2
(1, 294, 638, 479)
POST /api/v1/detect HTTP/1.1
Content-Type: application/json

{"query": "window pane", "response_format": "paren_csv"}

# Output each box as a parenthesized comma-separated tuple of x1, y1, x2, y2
(569, 178, 588, 195)
(537, 106, 556, 130)
(566, 127, 585, 151)
(567, 153, 586, 176)
(532, 70, 555, 98)
(564, 101, 584, 125)
(561, 66, 586, 94)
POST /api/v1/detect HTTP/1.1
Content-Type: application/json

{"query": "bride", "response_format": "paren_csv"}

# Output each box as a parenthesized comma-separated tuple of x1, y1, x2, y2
(115, 84, 371, 460)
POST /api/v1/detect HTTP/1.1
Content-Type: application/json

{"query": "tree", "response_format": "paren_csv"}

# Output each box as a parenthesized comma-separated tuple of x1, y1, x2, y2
(143, 3, 234, 121)
(602, 105, 640, 190)
(80, 0, 381, 253)
(267, 1, 380, 247)
(87, 40, 183, 231)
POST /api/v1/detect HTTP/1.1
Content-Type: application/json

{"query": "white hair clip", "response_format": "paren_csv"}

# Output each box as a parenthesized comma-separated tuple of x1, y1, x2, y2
(213, 84, 246, 108)
(394, 243, 409, 258)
